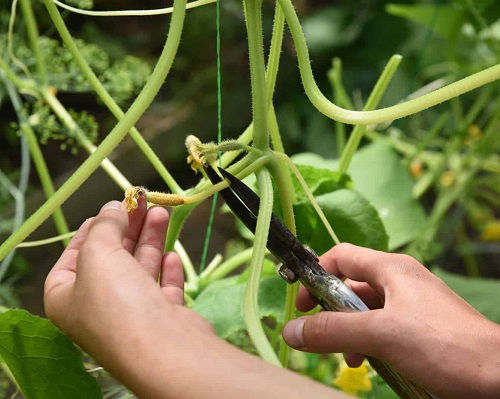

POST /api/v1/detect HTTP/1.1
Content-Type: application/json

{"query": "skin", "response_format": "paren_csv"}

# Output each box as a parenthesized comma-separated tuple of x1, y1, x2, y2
(44, 200, 500, 399)
(283, 243, 500, 399)
(44, 199, 351, 399)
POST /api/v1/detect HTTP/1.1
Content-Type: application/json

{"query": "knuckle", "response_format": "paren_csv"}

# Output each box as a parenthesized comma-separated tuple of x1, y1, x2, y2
(331, 242, 355, 256)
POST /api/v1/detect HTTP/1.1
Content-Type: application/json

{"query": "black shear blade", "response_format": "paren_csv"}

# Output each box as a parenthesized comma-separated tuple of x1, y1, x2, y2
(204, 165, 317, 278)
(204, 165, 258, 234)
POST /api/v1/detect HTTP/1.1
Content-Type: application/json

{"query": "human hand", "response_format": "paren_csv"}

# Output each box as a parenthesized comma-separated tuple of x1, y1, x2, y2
(282, 243, 500, 399)
(44, 199, 213, 392)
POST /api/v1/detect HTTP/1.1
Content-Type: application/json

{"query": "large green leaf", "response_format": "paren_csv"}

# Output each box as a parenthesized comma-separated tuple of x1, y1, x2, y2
(0, 309, 102, 399)
(433, 269, 500, 323)
(295, 189, 389, 255)
(293, 142, 427, 250)
(192, 276, 287, 339)
(347, 141, 427, 250)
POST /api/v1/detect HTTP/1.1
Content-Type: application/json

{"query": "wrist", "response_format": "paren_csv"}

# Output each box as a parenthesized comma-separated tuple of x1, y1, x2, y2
(482, 322, 500, 397)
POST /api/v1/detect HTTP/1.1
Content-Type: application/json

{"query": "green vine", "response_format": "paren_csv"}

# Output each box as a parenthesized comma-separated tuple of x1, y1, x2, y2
(277, 0, 500, 125)
(0, 0, 188, 260)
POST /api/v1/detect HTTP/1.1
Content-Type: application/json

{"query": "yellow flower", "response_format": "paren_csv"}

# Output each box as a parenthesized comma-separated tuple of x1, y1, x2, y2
(333, 360, 372, 396)
(481, 220, 500, 241)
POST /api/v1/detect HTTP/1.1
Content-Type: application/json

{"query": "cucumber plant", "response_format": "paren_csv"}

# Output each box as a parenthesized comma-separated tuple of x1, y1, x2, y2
(0, 0, 499, 398)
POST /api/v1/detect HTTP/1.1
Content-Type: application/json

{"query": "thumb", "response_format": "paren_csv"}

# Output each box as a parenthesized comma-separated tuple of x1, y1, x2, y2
(282, 310, 384, 356)
(85, 200, 129, 251)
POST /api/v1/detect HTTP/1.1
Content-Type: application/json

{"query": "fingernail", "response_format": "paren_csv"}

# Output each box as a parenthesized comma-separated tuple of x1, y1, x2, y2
(282, 318, 305, 348)
(100, 201, 122, 213)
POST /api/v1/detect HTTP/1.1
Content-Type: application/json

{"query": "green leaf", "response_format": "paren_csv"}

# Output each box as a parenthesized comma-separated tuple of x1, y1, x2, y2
(292, 164, 351, 204)
(347, 142, 427, 250)
(295, 189, 389, 255)
(293, 142, 428, 250)
(433, 269, 500, 323)
(0, 309, 102, 399)
(193, 276, 286, 339)
(386, 4, 465, 39)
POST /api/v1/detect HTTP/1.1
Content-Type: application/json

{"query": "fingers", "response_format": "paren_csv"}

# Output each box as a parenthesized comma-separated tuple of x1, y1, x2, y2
(160, 252, 184, 305)
(344, 352, 365, 368)
(134, 206, 170, 278)
(296, 279, 383, 313)
(123, 196, 148, 253)
(297, 243, 402, 311)
(85, 201, 129, 252)
(45, 217, 94, 320)
(50, 217, 94, 274)
(282, 310, 384, 356)
(320, 243, 392, 292)
(344, 280, 384, 310)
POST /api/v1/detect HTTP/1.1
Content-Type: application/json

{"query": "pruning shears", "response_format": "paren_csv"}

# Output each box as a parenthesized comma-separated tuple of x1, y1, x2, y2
(204, 165, 368, 313)
(205, 165, 435, 399)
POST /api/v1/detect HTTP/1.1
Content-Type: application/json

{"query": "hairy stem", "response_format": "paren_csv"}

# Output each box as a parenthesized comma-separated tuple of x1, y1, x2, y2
(243, 169, 280, 366)
(0, 0, 188, 261)
(243, 0, 269, 150)
(277, 0, 500, 125)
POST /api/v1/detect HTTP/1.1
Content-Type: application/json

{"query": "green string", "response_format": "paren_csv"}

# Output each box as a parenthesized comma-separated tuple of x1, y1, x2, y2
(199, 0, 222, 273)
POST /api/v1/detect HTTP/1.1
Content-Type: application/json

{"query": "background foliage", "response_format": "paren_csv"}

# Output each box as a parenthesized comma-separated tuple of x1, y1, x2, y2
(0, 0, 499, 397)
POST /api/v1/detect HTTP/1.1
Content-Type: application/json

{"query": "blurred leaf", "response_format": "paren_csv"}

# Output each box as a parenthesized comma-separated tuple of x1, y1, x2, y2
(365, 374, 399, 399)
(0, 35, 151, 105)
(386, 4, 465, 39)
(295, 189, 389, 255)
(303, 7, 362, 55)
(193, 276, 286, 339)
(15, 101, 98, 153)
(433, 269, 500, 323)
(0, 309, 102, 399)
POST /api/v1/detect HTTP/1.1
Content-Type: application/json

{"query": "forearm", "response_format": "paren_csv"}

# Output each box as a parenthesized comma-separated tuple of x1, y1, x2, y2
(478, 320, 500, 398)
(93, 313, 353, 399)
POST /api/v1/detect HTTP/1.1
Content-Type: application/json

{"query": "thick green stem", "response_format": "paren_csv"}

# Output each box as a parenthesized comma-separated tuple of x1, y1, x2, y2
(277, 0, 500, 125)
(0, 0, 187, 261)
(21, 124, 70, 243)
(265, 3, 284, 107)
(165, 204, 196, 253)
(43, 0, 182, 194)
(243, 169, 280, 366)
(243, 0, 269, 150)
(328, 58, 353, 155)
(43, 90, 132, 191)
(337, 55, 402, 175)
(19, 0, 48, 85)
